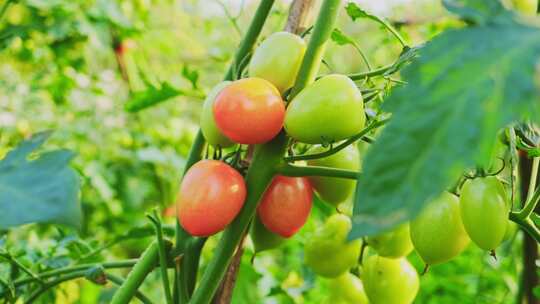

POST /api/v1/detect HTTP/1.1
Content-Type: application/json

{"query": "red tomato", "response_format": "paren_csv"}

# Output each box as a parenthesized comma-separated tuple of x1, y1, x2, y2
(177, 160, 246, 236)
(257, 176, 313, 238)
(213, 77, 285, 144)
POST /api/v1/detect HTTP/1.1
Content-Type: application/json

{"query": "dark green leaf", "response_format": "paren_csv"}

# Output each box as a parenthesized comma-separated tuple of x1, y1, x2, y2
(330, 28, 355, 46)
(351, 21, 540, 239)
(124, 82, 184, 112)
(0, 132, 81, 229)
(442, 0, 508, 25)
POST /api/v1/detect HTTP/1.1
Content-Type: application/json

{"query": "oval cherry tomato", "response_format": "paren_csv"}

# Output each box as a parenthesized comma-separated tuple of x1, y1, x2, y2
(460, 176, 509, 251)
(249, 32, 306, 93)
(363, 255, 419, 304)
(305, 214, 361, 278)
(257, 175, 312, 238)
(367, 223, 413, 258)
(410, 192, 470, 265)
(177, 160, 246, 236)
(200, 81, 235, 148)
(250, 215, 286, 252)
(213, 77, 285, 144)
(326, 272, 369, 304)
(285, 74, 365, 144)
(307, 145, 360, 205)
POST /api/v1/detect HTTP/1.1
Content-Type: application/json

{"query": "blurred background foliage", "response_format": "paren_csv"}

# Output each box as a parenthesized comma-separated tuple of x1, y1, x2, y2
(0, 0, 528, 303)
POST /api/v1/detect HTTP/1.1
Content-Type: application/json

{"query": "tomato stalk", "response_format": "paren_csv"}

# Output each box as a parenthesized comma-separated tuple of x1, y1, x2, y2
(106, 273, 154, 304)
(284, 118, 389, 162)
(148, 211, 173, 304)
(277, 163, 359, 179)
(190, 1, 343, 303)
(111, 241, 171, 304)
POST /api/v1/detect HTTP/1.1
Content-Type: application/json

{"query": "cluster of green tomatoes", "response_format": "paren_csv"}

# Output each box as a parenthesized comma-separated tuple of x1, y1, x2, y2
(175, 30, 513, 304)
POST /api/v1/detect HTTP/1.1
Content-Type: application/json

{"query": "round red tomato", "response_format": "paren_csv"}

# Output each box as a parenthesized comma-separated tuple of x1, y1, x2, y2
(213, 77, 285, 144)
(177, 160, 246, 237)
(257, 175, 313, 238)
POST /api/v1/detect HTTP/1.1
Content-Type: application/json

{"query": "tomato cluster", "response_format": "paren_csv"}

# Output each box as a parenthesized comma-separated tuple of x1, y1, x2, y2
(175, 30, 512, 304)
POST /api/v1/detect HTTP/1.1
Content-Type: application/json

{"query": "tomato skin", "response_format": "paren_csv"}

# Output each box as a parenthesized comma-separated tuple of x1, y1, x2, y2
(284, 74, 365, 144)
(307, 145, 360, 205)
(304, 214, 361, 278)
(213, 77, 285, 144)
(249, 32, 306, 93)
(200, 82, 235, 148)
(250, 215, 286, 252)
(367, 223, 413, 258)
(326, 273, 369, 304)
(363, 255, 419, 304)
(512, 0, 537, 15)
(177, 160, 246, 237)
(410, 192, 470, 265)
(257, 175, 313, 238)
(460, 176, 509, 251)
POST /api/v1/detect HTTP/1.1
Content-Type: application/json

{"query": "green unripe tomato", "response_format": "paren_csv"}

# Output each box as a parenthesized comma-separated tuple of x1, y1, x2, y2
(200, 82, 235, 148)
(250, 215, 285, 253)
(367, 223, 413, 258)
(326, 272, 369, 304)
(307, 145, 360, 206)
(249, 32, 306, 94)
(305, 214, 361, 278)
(503, 220, 518, 242)
(363, 255, 419, 304)
(410, 192, 470, 265)
(511, 0, 537, 15)
(460, 176, 509, 251)
(285, 74, 365, 144)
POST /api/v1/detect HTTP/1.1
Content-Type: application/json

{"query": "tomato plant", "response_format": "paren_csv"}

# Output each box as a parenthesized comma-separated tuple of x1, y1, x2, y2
(2, 0, 540, 303)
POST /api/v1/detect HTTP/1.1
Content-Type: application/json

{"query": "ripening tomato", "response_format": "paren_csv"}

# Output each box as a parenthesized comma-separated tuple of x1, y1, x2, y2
(250, 215, 286, 252)
(284, 74, 365, 144)
(257, 175, 313, 238)
(512, 0, 537, 15)
(213, 77, 285, 144)
(304, 214, 361, 278)
(410, 192, 470, 265)
(200, 82, 235, 148)
(249, 32, 306, 94)
(177, 160, 246, 236)
(326, 273, 369, 304)
(367, 223, 413, 258)
(363, 255, 419, 304)
(307, 145, 360, 205)
(460, 176, 509, 251)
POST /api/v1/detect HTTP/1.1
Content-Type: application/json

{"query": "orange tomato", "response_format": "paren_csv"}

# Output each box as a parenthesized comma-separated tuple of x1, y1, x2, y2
(213, 77, 285, 144)
(257, 175, 313, 238)
(177, 160, 246, 236)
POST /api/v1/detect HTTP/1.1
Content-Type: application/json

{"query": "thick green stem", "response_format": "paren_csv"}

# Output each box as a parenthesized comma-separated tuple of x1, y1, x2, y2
(106, 273, 154, 304)
(149, 212, 173, 304)
(290, 0, 343, 98)
(178, 238, 206, 302)
(284, 119, 388, 162)
(111, 241, 169, 304)
(277, 163, 359, 179)
(518, 157, 540, 219)
(190, 134, 288, 304)
(510, 212, 540, 243)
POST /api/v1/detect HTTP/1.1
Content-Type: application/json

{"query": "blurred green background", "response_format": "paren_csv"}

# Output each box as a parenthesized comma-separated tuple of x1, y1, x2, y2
(0, 0, 526, 303)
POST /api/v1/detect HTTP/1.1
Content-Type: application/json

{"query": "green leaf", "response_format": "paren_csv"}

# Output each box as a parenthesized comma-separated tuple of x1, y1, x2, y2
(330, 28, 355, 46)
(182, 65, 200, 89)
(351, 20, 540, 239)
(442, 0, 508, 24)
(124, 82, 184, 112)
(0, 132, 81, 229)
